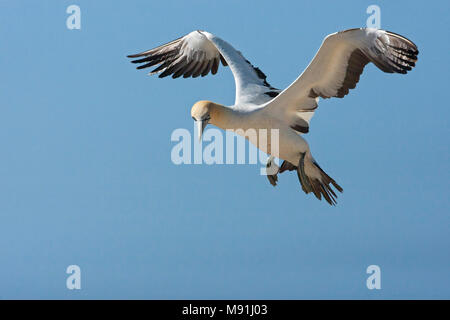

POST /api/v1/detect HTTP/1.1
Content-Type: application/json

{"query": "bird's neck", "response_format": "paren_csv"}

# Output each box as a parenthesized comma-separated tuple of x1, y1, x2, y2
(210, 103, 246, 130)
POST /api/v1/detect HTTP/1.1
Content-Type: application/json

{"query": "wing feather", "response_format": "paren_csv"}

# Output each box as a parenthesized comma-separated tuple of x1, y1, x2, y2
(263, 28, 418, 132)
(128, 30, 281, 106)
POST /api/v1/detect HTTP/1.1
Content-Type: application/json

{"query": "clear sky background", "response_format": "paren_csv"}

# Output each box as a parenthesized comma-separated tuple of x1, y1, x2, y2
(0, 0, 448, 299)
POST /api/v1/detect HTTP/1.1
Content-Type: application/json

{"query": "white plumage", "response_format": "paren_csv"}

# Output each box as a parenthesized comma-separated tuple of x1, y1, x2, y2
(128, 28, 418, 205)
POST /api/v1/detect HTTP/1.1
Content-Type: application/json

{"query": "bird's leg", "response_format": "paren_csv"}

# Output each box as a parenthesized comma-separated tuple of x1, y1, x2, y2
(266, 156, 280, 186)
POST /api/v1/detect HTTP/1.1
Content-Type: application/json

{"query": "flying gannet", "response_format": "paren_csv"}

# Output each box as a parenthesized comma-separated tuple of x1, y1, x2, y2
(128, 28, 418, 205)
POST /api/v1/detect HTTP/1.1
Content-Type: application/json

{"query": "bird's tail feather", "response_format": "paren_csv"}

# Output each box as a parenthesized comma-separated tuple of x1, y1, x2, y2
(297, 153, 343, 206)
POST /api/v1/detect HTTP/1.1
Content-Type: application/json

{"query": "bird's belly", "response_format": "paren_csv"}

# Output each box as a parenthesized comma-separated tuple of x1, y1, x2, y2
(233, 122, 307, 164)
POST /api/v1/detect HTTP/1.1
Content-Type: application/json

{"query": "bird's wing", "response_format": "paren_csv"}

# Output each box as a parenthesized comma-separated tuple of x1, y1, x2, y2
(262, 28, 418, 134)
(128, 30, 280, 106)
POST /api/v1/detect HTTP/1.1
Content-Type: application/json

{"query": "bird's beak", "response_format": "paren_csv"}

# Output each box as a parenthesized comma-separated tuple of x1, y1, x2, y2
(196, 119, 208, 142)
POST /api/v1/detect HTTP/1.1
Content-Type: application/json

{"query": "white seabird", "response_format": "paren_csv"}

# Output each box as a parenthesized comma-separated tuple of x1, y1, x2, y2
(128, 28, 418, 205)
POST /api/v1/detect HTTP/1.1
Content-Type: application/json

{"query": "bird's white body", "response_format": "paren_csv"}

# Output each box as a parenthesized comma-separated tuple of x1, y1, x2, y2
(196, 30, 314, 167)
(211, 106, 309, 166)
(129, 28, 418, 204)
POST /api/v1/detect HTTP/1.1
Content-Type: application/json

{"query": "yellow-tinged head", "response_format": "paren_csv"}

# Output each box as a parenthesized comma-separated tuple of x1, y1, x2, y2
(191, 100, 223, 141)
(191, 100, 215, 120)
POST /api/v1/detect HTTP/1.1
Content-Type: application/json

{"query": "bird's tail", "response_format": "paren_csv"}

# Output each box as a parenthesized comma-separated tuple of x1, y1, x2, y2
(297, 153, 343, 206)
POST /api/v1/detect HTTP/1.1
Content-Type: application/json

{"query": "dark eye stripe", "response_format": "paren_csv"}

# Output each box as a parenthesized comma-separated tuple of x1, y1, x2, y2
(192, 116, 210, 121)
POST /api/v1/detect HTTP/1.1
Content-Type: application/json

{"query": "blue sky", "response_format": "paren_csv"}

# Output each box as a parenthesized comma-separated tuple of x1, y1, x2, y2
(0, 0, 448, 299)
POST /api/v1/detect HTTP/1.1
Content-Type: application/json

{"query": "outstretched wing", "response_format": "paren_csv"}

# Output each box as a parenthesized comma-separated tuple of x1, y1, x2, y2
(128, 30, 280, 106)
(263, 28, 419, 134)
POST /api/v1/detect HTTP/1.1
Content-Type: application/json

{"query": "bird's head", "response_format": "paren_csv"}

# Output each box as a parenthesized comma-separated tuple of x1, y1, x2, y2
(191, 100, 215, 141)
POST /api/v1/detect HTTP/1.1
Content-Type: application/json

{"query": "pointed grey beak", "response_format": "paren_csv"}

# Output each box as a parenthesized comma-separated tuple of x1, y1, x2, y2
(196, 119, 208, 142)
